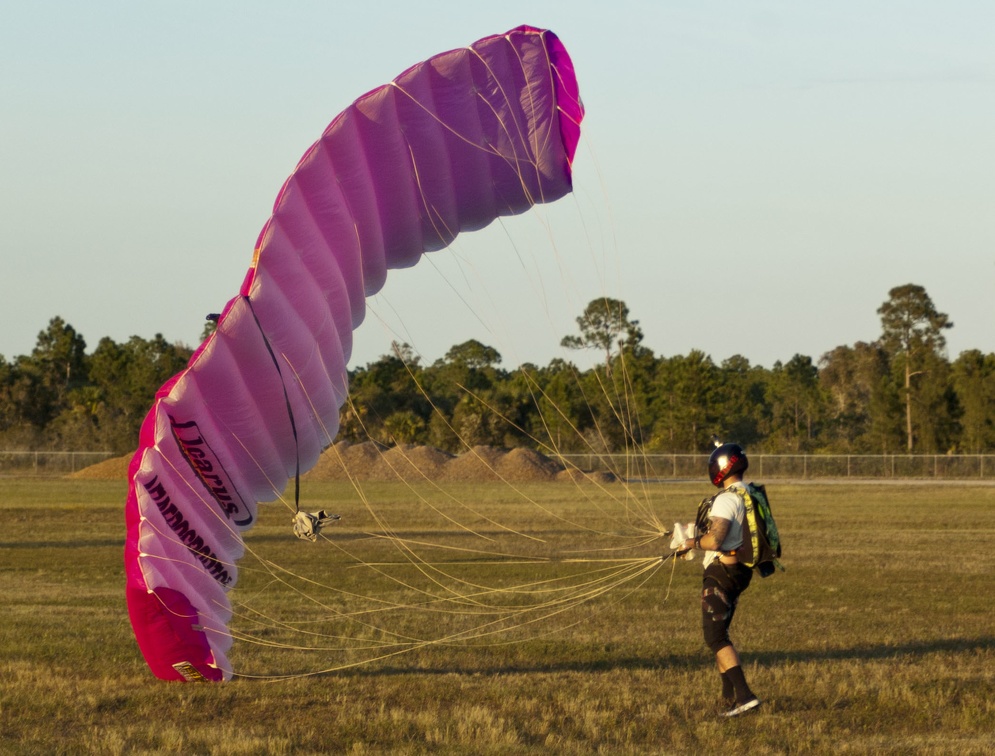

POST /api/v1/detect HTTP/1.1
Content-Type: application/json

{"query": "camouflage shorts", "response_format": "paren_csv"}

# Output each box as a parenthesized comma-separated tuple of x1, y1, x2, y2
(701, 560, 752, 653)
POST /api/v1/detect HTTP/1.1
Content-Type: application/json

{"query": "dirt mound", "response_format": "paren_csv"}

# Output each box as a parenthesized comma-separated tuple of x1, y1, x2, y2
(496, 447, 566, 482)
(303, 441, 457, 482)
(305, 441, 384, 481)
(305, 443, 595, 484)
(69, 454, 132, 480)
(71, 444, 614, 484)
(437, 445, 505, 483)
(380, 444, 454, 482)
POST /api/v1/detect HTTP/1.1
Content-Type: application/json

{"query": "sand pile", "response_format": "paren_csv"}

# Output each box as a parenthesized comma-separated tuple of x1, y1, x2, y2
(305, 443, 601, 483)
(71, 443, 615, 484)
(497, 447, 568, 483)
(436, 445, 504, 483)
(306, 441, 455, 482)
(70, 454, 132, 480)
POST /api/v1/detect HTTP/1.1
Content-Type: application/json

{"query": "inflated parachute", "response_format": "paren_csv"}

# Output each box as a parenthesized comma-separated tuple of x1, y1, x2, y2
(124, 26, 584, 681)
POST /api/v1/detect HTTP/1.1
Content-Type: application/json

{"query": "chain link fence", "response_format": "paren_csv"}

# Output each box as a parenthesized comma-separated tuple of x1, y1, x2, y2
(0, 451, 120, 477)
(4, 450, 995, 480)
(556, 453, 995, 481)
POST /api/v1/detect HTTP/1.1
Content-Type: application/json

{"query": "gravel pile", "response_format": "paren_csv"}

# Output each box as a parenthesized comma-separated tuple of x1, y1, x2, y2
(71, 443, 616, 483)
(70, 454, 132, 479)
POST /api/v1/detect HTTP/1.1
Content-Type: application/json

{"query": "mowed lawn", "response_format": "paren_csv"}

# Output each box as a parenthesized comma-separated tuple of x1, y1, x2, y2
(1, 477, 994, 754)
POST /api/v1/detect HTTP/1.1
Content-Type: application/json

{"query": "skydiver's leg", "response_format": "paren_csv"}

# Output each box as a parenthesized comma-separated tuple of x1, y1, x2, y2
(702, 563, 757, 711)
(715, 644, 741, 672)
(720, 670, 735, 706)
(715, 646, 756, 705)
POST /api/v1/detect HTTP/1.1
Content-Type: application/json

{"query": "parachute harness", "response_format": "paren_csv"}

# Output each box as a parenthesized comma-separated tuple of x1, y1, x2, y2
(292, 510, 341, 541)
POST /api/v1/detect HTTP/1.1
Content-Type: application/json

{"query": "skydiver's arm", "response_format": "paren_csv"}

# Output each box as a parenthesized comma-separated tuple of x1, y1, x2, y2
(684, 517, 731, 552)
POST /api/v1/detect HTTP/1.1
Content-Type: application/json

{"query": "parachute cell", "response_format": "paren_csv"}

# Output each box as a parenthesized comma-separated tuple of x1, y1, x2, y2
(124, 25, 584, 681)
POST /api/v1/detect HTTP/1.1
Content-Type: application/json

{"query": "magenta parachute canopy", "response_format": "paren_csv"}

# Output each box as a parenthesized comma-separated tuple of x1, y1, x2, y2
(124, 26, 584, 682)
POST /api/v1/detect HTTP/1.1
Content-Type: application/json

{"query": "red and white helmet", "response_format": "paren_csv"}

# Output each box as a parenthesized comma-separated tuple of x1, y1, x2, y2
(708, 442, 748, 487)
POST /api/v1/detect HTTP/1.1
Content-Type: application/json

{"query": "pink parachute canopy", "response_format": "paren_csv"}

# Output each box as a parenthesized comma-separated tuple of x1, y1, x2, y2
(124, 26, 584, 682)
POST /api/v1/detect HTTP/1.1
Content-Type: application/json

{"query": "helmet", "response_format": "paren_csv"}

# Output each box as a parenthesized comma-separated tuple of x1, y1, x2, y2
(708, 442, 748, 487)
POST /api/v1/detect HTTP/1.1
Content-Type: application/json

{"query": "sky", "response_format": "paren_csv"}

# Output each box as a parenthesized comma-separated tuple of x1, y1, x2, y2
(2, 1, 992, 373)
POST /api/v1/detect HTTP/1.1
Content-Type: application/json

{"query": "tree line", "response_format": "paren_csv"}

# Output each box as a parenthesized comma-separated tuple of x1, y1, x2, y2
(2, 284, 992, 455)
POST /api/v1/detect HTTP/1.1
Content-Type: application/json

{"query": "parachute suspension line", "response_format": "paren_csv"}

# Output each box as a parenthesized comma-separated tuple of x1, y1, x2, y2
(399, 136, 509, 344)
(352, 235, 665, 543)
(220, 520, 668, 664)
(450, 381, 656, 538)
(243, 295, 301, 514)
(339, 389, 533, 543)
(230, 556, 666, 681)
(225, 551, 665, 664)
(612, 351, 668, 534)
(379, 84, 657, 537)
(659, 549, 682, 606)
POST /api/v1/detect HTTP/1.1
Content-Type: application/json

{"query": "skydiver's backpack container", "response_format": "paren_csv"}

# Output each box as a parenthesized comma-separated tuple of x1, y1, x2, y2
(738, 483, 783, 577)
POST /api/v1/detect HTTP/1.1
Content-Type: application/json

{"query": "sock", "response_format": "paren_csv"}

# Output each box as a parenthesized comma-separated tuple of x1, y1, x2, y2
(720, 671, 735, 703)
(723, 665, 755, 704)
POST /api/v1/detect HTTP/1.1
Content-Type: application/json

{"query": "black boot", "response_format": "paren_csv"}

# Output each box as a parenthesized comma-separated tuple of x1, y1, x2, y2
(721, 665, 761, 717)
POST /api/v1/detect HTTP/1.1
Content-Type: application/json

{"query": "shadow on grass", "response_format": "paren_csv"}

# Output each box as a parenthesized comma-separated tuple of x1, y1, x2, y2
(325, 636, 995, 680)
(753, 636, 995, 665)
(1, 539, 125, 549)
(326, 654, 694, 680)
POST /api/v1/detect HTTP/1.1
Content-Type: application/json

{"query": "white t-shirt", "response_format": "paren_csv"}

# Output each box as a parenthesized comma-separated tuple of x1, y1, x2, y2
(702, 482, 746, 568)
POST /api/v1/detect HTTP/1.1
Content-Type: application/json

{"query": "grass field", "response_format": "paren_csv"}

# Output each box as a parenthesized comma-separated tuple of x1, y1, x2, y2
(2, 477, 994, 754)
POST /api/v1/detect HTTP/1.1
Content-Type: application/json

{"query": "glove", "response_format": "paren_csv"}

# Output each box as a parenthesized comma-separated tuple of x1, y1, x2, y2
(669, 522, 697, 560)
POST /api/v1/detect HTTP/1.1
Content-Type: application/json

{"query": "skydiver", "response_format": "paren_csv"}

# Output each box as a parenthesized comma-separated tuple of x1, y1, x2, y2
(680, 442, 762, 717)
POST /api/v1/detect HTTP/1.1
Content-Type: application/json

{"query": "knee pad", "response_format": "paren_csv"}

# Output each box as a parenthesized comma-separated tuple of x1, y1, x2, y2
(702, 585, 733, 653)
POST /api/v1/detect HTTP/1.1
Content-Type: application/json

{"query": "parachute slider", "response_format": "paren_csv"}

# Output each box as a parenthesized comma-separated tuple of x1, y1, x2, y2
(293, 510, 341, 542)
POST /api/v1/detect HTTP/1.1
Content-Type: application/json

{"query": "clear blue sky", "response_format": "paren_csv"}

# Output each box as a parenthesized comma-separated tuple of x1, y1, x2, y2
(3, 1, 992, 371)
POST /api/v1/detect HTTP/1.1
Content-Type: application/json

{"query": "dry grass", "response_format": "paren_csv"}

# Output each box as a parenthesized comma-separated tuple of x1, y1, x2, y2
(1, 478, 994, 754)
